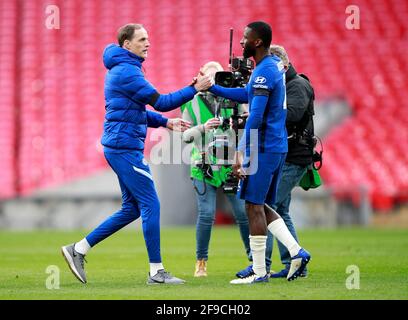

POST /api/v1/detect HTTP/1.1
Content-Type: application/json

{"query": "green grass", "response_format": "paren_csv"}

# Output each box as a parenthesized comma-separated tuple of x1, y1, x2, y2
(0, 227, 407, 300)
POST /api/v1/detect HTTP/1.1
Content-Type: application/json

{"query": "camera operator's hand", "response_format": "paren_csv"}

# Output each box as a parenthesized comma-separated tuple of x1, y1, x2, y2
(229, 112, 249, 130)
(166, 118, 191, 132)
(194, 71, 212, 92)
(240, 112, 249, 119)
(233, 151, 246, 180)
(238, 112, 249, 129)
(204, 118, 221, 131)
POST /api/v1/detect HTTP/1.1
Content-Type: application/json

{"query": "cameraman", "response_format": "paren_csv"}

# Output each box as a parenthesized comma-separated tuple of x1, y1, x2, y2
(236, 45, 315, 279)
(181, 61, 251, 277)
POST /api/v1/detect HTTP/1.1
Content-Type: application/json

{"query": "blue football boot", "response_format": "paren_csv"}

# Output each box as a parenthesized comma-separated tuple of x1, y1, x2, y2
(287, 248, 311, 281)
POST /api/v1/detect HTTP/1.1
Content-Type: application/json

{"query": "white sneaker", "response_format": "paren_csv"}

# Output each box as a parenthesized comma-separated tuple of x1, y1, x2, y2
(230, 274, 269, 284)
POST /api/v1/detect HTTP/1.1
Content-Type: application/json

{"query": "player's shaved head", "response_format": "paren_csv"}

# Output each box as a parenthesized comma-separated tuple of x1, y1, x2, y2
(247, 21, 272, 49)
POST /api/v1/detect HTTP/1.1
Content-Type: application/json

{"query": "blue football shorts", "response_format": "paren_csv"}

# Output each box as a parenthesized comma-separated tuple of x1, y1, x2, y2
(238, 152, 287, 205)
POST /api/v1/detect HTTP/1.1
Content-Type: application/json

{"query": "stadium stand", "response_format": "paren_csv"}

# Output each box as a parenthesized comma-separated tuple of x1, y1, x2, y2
(0, 0, 407, 211)
(0, 0, 18, 198)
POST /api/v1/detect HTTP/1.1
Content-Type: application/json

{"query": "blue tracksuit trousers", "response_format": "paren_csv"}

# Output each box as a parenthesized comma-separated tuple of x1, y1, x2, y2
(85, 149, 161, 263)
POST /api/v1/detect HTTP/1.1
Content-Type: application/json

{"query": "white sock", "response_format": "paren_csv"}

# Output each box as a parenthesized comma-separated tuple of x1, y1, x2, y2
(74, 238, 91, 255)
(249, 235, 267, 277)
(267, 219, 301, 257)
(150, 263, 164, 276)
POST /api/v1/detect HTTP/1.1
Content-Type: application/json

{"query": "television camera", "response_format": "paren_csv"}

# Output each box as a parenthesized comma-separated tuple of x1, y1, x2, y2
(195, 29, 254, 195)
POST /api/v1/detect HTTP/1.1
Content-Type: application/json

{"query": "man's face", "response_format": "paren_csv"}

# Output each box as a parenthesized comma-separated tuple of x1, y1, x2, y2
(124, 27, 150, 59)
(240, 27, 258, 59)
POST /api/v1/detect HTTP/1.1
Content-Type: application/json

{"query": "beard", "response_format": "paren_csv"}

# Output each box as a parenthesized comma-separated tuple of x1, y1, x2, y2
(243, 44, 256, 59)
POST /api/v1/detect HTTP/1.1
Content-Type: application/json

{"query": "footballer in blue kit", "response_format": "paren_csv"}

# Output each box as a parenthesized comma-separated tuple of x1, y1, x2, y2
(238, 53, 288, 206)
(210, 21, 310, 284)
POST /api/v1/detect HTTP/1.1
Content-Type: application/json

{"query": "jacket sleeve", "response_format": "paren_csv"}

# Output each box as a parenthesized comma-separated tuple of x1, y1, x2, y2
(286, 80, 310, 124)
(122, 71, 197, 112)
(121, 72, 158, 105)
(146, 110, 168, 128)
(151, 86, 198, 112)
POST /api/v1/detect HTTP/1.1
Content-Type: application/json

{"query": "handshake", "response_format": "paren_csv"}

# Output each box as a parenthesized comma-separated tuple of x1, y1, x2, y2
(166, 70, 214, 133)
(191, 70, 213, 92)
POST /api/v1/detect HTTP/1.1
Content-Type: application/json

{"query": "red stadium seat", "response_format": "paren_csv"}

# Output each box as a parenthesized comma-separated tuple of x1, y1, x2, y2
(1, 0, 407, 210)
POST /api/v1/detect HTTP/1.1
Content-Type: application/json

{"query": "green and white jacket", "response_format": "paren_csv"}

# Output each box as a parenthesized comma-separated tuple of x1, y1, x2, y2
(181, 93, 245, 187)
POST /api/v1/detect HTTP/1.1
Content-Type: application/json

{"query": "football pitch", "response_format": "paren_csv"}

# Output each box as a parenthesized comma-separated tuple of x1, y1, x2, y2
(0, 227, 407, 300)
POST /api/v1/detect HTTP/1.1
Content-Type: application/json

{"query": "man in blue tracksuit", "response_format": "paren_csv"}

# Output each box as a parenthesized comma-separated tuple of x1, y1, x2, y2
(208, 21, 311, 284)
(61, 23, 212, 285)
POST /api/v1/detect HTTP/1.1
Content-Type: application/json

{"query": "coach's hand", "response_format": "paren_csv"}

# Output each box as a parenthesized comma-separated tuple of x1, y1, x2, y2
(190, 77, 198, 86)
(233, 151, 246, 180)
(194, 71, 212, 92)
(167, 118, 191, 132)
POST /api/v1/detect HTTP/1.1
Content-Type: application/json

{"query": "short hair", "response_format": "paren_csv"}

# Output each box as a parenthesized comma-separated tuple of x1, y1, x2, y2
(117, 23, 143, 47)
(247, 21, 272, 49)
(269, 44, 290, 66)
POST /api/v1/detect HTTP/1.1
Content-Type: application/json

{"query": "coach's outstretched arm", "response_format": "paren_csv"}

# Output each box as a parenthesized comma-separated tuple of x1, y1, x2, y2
(146, 110, 168, 128)
(150, 74, 212, 112)
(122, 70, 212, 113)
(209, 85, 248, 103)
(147, 110, 191, 132)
